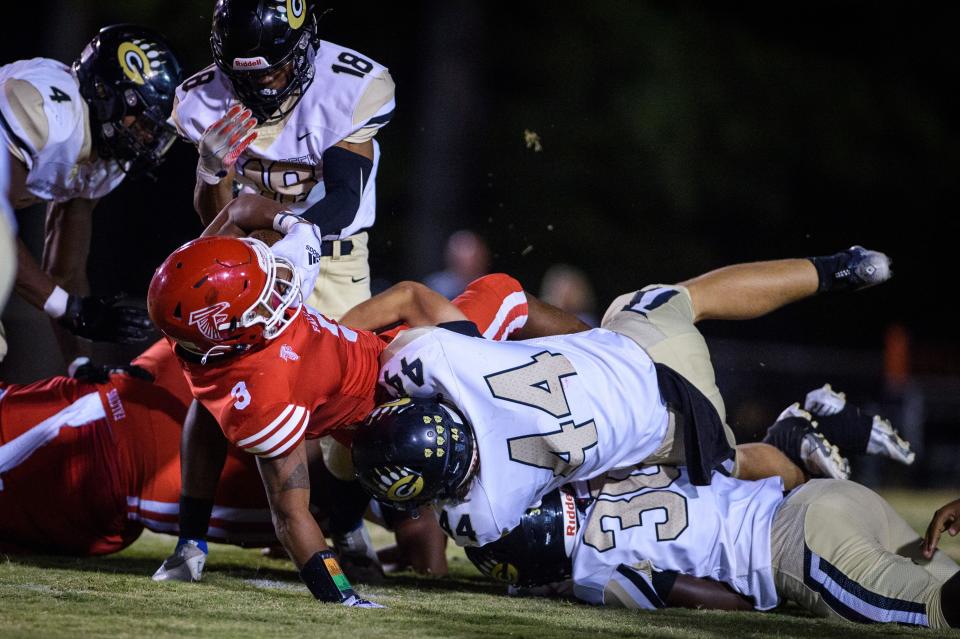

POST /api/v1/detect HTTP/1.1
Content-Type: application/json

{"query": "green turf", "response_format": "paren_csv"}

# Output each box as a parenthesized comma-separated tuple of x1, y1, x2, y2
(1, 490, 958, 638)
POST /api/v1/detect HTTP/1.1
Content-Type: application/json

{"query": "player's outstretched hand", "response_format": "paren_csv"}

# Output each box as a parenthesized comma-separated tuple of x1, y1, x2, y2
(198, 104, 258, 184)
(68, 356, 155, 384)
(58, 294, 154, 344)
(922, 498, 960, 559)
(341, 595, 385, 609)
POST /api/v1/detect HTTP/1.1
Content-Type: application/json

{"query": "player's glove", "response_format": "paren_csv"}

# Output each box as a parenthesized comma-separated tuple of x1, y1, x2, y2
(58, 294, 153, 343)
(68, 356, 155, 384)
(197, 105, 258, 185)
(270, 216, 324, 301)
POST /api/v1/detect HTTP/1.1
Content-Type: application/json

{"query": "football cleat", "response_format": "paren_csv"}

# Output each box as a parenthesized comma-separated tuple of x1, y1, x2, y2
(804, 383, 847, 416)
(867, 416, 916, 465)
(152, 539, 207, 582)
(836, 246, 892, 291)
(804, 383, 916, 465)
(800, 429, 851, 480)
(770, 403, 850, 480)
(333, 524, 385, 585)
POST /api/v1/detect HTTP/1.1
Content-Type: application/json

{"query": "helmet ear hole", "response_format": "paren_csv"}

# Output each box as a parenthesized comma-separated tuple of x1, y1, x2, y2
(172, 302, 182, 319)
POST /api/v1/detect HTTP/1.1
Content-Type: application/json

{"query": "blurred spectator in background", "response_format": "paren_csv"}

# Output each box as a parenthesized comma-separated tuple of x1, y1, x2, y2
(539, 263, 598, 327)
(423, 230, 490, 299)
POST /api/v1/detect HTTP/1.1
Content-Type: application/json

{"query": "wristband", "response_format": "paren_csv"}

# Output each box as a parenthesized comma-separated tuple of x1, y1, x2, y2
(43, 286, 70, 318)
(299, 550, 356, 602)
(197, 164, 225, 186)
(272, 210, 301, 234)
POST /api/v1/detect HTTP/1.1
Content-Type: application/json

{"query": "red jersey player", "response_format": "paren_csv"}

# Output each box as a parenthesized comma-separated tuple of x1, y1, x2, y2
(146, 233, 545, 606)
(0, 339, 274, 555)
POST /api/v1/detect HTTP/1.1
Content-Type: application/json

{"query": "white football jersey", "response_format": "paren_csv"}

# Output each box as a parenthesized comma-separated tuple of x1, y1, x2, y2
(0, 58, 126, 205)
(173, 41, 395, 239)
(378, 327, 671, 547)
(571, 466, 784, 611)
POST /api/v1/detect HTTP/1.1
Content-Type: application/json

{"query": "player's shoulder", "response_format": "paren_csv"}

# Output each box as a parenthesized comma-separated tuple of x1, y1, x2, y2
(172, 64, 233, 142)
(307, 41, 394, 133)
(0, 58, 85, 154)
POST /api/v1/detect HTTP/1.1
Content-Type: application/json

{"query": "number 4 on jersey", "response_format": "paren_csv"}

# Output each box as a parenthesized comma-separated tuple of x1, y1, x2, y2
(486, 351, 599, 476)
(438, 510, 477, 543)
(49, 86, 71, 103)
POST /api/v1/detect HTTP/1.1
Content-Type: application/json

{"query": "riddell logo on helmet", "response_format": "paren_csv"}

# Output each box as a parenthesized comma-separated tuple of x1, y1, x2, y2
(188, 302, 231, 341)
(232, 57, 269, 70)
(563, 491, 577, 537)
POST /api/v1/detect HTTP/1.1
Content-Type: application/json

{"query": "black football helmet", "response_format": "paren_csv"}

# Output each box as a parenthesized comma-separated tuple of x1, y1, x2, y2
(74, 24, 183, 176)
(464, 489, 577, 588)
(352, 397, 476, 508)
(211, 0, 320, 122)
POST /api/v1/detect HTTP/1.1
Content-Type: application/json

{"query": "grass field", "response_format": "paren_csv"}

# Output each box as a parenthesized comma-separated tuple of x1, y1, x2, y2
(2, 490, 958, 639)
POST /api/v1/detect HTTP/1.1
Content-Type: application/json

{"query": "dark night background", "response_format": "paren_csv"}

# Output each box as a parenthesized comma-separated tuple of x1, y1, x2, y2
(1, 1, 957, 485)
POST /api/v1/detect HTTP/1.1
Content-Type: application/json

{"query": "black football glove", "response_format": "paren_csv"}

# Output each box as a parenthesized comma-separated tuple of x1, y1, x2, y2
(68, 357, 156, 384)
(58, 294, 154, 344)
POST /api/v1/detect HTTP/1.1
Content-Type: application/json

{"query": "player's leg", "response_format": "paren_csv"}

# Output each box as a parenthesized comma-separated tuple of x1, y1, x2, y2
(153, 400, 227, 582)
(306, 231, 371, 321)
(681, 246, 891, 323)
(771, 479, 952, 628)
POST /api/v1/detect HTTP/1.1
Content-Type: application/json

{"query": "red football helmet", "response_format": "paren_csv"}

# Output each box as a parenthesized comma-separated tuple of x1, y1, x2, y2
(147, 236, 302, 356)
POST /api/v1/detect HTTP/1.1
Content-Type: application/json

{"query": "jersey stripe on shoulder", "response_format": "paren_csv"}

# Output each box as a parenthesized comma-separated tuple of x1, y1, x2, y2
(238, 404, 308, 456)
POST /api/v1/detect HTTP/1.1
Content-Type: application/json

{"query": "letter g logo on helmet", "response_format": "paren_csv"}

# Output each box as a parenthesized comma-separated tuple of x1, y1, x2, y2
(286, 0, 306, 29)
(117, 41, 152, 85)
(386, 473, 424, 501)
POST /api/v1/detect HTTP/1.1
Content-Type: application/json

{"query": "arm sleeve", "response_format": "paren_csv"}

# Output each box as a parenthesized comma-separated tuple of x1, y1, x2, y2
(299, 145, 373, 235)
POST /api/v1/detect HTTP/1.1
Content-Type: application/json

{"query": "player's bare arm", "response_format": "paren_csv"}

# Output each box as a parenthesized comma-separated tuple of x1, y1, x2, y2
(340, 281, 468, 331)
(257, 441, 381, 607)
(514, 292, 591, 338)
(193, 164, 236, 228)
(665, 573, 755, 611)
(256, 441, 328, 566)
(923, 497, 960, 559)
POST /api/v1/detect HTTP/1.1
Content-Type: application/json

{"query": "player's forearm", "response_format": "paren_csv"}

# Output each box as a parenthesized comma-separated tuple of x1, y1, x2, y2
(41, 199, 94, 292)
(270, 506, 330, 568)
(256, 445, 329, 567)
(193, 169, 235, 227)
(13, 238, 55, 309)
(341, 281, 466, 331)
(665, 573, 754, 611)
(513, 292, 590, 339)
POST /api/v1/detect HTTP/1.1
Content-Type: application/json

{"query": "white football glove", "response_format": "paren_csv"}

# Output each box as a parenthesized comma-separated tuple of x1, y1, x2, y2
(271, 218, 324, 301)
(197, 105, 258, 185)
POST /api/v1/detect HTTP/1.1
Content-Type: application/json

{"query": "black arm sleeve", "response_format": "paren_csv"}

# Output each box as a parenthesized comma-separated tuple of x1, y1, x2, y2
(300, 145, 374, 235)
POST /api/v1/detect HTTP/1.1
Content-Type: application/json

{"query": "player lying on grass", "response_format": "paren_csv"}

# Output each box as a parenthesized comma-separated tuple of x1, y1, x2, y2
(464, 464, 959, 629)
(0, 339, 273, 555)
(352, 246, 906, 547)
